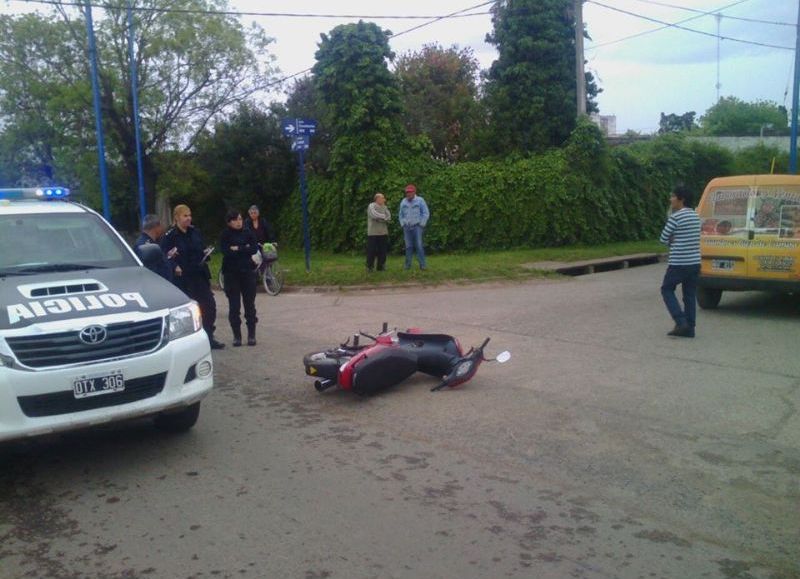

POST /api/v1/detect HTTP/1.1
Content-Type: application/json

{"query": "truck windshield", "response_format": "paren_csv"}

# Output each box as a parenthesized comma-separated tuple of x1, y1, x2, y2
(0, 212, 138, 275)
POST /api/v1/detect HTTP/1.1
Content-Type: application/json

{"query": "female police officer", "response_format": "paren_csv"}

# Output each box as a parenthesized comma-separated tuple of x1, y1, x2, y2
(161, 204, 225, 349)
(220, 209, 259, 346)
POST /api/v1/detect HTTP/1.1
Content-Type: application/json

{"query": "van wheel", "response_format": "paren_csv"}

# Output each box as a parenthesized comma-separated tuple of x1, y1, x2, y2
(697, 287, 722, 309)
(154, 402, 201, 432)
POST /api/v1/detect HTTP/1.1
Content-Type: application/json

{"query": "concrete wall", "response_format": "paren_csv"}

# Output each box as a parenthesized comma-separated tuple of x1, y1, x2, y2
(687, 136, 789, 152)
(607, 135, 791, 152)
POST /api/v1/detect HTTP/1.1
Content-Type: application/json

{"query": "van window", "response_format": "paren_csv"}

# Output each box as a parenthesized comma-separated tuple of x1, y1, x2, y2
(753, 187, 800, 237)
(701, 187, 749, 236)
(0, 212, 137, 272)
(779, 205, 800, 238)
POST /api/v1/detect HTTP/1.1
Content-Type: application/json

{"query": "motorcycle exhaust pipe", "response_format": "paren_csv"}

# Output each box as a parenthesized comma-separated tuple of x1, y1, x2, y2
(314, 378, 335, 392)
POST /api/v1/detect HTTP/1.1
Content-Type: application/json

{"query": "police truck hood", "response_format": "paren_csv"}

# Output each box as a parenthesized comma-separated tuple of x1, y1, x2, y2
(1, 267, 190, 330)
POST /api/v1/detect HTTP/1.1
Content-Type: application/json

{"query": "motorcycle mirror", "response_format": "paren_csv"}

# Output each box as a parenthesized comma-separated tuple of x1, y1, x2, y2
(495, 351, 511, 363)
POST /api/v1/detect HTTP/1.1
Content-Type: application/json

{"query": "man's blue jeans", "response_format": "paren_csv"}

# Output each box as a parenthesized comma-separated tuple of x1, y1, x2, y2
(660, 264, 700, 328)
(403, 225, 426, 269)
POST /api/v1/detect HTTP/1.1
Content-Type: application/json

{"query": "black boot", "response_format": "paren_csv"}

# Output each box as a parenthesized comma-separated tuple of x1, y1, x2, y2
(232, 326, 242, 347)
(667, 324, 694, 338)
(246, 326, 256, 346)
(209, 335, 225, 350)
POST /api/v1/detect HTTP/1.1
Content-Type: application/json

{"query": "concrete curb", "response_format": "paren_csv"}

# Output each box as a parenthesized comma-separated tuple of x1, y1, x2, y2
(236, 253, 668, 294)
(522, 252, 667, 276)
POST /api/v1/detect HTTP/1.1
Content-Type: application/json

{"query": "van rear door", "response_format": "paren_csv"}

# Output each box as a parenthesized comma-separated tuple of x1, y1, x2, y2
(698, 178, 754, 279)
(749, 180, 800, 281)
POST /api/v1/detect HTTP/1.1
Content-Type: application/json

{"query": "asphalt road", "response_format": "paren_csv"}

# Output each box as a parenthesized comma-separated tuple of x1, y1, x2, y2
(1, 263, 798, 579)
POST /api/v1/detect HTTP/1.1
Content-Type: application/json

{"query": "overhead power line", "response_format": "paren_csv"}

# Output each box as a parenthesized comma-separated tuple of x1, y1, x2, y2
(587, 0, 793, 51)
(259, 1, 498, 90)
(14, 0, 493, 20)
(389, 0, 496, 39)
(587, 0, 750, 49)
(628, 0, 796, 28)
(10, 0, 498, 93)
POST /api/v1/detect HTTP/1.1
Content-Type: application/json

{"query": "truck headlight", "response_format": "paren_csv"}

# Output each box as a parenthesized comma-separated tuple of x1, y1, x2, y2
(168, 303, 202, 340)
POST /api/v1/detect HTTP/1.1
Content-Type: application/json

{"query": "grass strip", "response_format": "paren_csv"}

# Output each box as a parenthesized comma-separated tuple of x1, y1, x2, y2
(209, 240, 665, 288)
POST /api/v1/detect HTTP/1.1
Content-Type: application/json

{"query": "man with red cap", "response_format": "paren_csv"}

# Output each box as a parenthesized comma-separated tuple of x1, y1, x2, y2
(398, 183, 430, 270)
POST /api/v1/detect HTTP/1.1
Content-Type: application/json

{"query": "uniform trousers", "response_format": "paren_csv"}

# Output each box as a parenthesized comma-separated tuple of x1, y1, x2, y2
(223, 270, 258, 332)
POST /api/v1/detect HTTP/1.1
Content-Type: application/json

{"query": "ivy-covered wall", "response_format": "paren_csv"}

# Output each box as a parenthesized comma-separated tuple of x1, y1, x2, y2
(278, 120, 746, 253)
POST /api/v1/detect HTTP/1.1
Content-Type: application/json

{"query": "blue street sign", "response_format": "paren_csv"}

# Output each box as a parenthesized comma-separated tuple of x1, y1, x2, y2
(291, 135, 310, 151)
(282, 118, 317, 137)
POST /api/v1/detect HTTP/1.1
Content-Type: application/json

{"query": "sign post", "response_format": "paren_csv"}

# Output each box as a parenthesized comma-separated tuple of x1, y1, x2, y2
(282, 118, 317, 272)
(297, 148, 311, 273)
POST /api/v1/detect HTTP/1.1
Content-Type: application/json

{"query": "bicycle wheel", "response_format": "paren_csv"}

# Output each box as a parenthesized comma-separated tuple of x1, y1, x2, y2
(218, 270, 225, 291)
(263, 262, 285, 296)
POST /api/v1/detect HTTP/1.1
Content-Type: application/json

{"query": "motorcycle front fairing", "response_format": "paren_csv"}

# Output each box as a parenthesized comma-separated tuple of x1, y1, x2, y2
(396, 332, 463, 378)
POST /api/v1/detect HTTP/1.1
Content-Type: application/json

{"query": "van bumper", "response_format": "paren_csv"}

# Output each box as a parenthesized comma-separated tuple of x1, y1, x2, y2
(699, 275, 800, 293)
(0, 330, 213, 443)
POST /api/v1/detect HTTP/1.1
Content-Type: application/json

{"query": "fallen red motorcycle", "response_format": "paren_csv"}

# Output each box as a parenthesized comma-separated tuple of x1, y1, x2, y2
(303, 323, 510, 395)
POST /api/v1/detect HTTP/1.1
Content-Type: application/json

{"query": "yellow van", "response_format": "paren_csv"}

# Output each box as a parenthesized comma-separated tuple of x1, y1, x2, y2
(696, 174, 800, 308)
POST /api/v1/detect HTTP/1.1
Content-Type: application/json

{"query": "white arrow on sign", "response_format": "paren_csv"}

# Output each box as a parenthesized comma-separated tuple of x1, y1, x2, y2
(285, 124, 296, 134)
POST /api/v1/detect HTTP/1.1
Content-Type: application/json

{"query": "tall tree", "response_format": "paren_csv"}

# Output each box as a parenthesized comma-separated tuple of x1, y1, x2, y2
(312, 20, 407, 183)
(0, 0, 276, 227)
(483, 0, 598, 154)
(701, 97, 789, 136)
(394, 44, 481, 162)
(658, 111, 698, 134)
(192, 102, 294, 229)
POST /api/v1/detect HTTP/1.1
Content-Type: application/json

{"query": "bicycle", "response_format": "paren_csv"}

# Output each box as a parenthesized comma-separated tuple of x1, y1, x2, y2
(218, 242, 285, 296)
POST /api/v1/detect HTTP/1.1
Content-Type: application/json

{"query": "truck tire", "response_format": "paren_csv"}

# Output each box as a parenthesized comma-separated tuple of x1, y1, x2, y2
(697, 287, 722, 309)
(154, 402, 201, 432)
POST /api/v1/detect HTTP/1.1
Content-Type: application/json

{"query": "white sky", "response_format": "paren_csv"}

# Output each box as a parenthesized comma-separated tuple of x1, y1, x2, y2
(2, 0, 797, 134)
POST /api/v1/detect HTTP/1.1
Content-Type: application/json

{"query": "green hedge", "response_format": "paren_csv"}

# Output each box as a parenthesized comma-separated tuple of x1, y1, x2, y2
(278, 121, 745, 252)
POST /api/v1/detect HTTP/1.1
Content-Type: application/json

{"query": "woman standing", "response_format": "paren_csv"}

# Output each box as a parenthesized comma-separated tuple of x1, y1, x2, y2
(220, 209, 259, 346)
(366, 192, 391, 271)
(161, 204, 224, 349)
(244, 204, 276, 245)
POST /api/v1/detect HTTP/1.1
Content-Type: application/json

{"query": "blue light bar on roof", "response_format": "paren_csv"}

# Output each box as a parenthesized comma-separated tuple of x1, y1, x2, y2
(0, 187, 70, 200)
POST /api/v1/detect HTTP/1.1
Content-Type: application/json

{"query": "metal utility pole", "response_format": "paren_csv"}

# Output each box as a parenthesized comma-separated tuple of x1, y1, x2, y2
(575, 0, 586, 117)
(85, 2, 112, 221)
(790, 0, 800, 174)
(715, 13, 722, 102)
(127, 2, 147, 223)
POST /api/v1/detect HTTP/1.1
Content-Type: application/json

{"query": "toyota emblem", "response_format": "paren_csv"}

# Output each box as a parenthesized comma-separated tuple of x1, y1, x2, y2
(79, 324, 107, 345)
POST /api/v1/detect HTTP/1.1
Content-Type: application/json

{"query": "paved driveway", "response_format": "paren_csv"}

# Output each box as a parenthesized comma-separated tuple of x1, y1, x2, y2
(2, 263, 798, 578)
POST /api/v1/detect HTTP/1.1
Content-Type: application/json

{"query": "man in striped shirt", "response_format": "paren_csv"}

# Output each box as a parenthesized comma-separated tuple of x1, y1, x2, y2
(659, 185, 702, 338)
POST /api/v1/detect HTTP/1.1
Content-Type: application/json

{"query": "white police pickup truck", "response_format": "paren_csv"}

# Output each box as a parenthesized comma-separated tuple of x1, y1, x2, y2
(0, 187, 214, 442)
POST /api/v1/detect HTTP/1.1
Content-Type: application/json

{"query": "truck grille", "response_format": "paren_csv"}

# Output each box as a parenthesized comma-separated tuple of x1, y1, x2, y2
(6, 318, 165, 368)
(17, 372, 167, 417)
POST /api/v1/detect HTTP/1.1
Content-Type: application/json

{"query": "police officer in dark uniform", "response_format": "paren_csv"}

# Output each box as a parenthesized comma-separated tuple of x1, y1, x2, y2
(161, 204, 225, 350)
(133, 214, 173, 281)
(220, 209, 259, 347)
